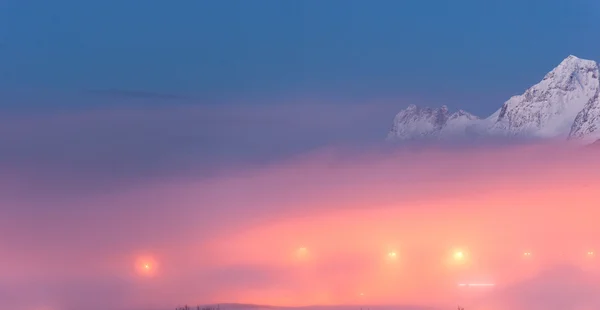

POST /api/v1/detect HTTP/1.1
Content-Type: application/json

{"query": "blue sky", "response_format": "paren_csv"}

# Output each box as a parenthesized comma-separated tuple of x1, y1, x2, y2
(1, 0, 599, 115)
(1, 0, 600, 187)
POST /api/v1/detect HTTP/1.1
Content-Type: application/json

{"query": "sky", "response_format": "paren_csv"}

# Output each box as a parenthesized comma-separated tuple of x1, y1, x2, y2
(1, 0, 599, 115)
(2, 1, 600, 310)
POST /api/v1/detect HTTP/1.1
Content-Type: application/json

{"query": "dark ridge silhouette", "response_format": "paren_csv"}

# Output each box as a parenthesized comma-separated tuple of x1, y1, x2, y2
(176, 304, 221, 310)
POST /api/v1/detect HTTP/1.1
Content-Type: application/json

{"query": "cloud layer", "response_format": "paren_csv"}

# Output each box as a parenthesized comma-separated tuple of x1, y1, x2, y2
(1, 97, 600, 310)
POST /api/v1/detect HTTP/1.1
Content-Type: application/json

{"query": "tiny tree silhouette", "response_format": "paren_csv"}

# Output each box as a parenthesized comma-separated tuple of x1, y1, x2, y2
(177, 304, 220, 310)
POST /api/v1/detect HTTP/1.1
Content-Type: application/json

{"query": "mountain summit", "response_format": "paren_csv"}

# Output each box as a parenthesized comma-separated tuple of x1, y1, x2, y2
(386, 105, 480, 141)
(486, 55, 599, 139)
(387, 55, 600, 144)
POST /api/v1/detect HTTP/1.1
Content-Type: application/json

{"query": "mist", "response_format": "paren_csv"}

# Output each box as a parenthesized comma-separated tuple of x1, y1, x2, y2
(1, 96, 599, 310)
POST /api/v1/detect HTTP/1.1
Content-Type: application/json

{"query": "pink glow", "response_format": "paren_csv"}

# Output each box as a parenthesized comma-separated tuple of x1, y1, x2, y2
(2, 139, 600, 310)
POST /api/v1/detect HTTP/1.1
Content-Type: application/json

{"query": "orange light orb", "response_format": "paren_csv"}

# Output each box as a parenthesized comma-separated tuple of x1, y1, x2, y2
(385, 250, 399, 264)
(292, 246, 311, 263)
(134, 256, 159, 277)
(445, 248, 469, 268)
(296, 247, 308, 257)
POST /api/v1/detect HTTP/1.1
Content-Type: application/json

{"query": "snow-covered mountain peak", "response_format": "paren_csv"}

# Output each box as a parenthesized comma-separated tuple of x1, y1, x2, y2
(486, 55, 599, 139)
(386, 55, 600, 145)
(386, 105, 480, 141)
(449, 110, 479, 121)
(556, 54, 595, 69)
(557, 54, 595, 68)
(541, 55, 599, 89)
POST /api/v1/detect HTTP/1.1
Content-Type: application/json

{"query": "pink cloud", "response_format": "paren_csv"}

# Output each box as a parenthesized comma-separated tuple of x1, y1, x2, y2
(1, 102, 600, 309)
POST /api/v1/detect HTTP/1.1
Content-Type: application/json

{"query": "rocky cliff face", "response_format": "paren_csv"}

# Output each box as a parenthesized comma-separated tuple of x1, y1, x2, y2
(568, 89, 600, 143)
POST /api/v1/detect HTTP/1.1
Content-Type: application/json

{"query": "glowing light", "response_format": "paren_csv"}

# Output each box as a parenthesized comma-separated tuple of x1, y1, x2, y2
(296, 247, 308, 256)
(293, 246, 310, 262)
(388, 251, 397, 258)
(446, 249, 469, 267)
(134, 256, 158, 277)
(454, 251, 464, 260)
(523, 252, 532, 257)
(587, 251, 595, 256)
